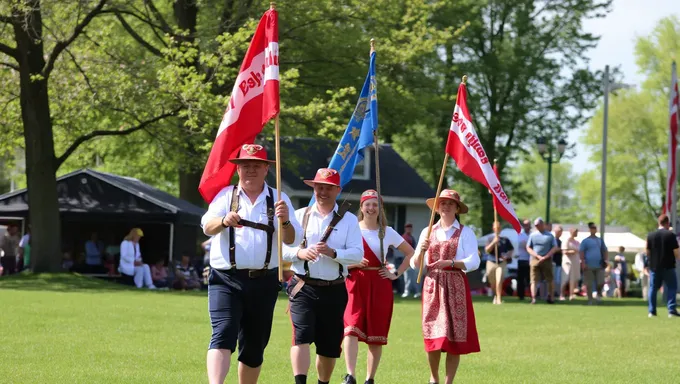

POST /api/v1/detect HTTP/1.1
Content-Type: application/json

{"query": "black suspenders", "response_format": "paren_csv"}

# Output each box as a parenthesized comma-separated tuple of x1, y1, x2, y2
(228, 186, 275, 270)
(299, 206, 345, 279)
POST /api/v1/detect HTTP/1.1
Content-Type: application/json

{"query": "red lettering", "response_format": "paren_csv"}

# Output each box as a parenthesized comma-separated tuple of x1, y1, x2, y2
(460, 122, 467, 133)
(265, 51, 279, 67)
(250, 71, 262, 87)
(480, 157, 489, 164)
(493, 184, 509, 203)
(239, 80, 248, 96)
(247, 78, 256, 89)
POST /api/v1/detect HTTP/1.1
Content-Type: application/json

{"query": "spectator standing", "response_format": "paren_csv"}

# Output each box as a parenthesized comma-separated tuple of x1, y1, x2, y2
(634, 251, 649, 300)
(526, 218, 559, 304)
(485, 221, 513, 304)
(645, 214, 680, 318)
(515, 219, 532, 300)
(614, 246, 628, 297)
(18, 226, 30, 271)
(579, 222, 607, 305)
(553, 225, 564, 298)
(0, 224, 21, 275)
(401, 223, 421, 299)
(561, 228, 581, 300)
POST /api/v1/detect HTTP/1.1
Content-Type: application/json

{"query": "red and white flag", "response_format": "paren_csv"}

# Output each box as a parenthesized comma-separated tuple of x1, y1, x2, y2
(663, 62, 679, 216)
(447, 81, 521, 233)
(198, 8, 279, 203)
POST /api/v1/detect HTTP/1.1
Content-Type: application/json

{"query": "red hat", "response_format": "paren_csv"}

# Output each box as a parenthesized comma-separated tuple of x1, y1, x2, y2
(229, 144, 275, 164)
(426, 189, 468, 213)
(360, 189, 382, 204)
(304, 168, 341, 188)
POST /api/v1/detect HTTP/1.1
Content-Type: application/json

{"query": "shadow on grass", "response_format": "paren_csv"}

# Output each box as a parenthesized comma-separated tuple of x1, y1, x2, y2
(393, 294, 650, 307)
(0, 272, 207, 296)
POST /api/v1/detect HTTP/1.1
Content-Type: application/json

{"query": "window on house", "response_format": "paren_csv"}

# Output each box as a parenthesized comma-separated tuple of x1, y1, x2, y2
(353, 150, 371, 180)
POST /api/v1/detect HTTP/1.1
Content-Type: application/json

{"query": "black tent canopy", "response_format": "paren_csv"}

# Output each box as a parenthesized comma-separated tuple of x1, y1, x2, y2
(0, 169, 207, 264)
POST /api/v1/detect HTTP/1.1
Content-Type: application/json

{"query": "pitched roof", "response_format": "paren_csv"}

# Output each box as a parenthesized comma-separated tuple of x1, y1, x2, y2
(264, 138, 435, 199)
(0, 169, 205, 219)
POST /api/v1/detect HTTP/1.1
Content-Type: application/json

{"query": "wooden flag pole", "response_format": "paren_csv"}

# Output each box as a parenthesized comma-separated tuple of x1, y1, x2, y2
(270, 2, 283, 283)
(369, 38, 386, 266)
(275, 115, 283, 282)
(493, 159, 499, 264)
(416, 152, 449, 284)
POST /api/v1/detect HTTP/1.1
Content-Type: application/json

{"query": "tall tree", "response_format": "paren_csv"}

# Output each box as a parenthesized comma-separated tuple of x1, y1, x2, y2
(110, 0, 467, 204)
(0, 1, 177, 271)
(579, 16, 680, 236)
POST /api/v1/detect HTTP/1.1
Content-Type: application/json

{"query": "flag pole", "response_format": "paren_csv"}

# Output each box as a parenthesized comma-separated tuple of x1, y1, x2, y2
(673, 60, 679, 237)
(271, 1, 284, 283)
(417, 151, 449, 284)
(416, 75, 468, 283)
(493, 159, 499, 264)
(369, 38, 386, 266)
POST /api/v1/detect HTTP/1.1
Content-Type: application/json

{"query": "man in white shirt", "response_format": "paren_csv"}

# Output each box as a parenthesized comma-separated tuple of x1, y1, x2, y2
(201, 144, 302, 384)
(283, 168, 363, 384)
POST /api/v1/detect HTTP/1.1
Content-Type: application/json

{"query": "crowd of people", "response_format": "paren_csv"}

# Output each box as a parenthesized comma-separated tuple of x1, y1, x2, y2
(480, 215, 679, 317)
(0, 226, 205, 292)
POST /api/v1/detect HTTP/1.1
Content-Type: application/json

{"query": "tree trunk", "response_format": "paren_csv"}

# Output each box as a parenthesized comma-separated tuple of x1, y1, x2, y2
(13, 3, 62, 272)
(179, 169, 205, 207)
(173, 0, 205, 206)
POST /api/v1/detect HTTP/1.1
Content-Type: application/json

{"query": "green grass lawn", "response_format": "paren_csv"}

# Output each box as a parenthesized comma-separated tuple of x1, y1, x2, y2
(1, 274, 678, 383)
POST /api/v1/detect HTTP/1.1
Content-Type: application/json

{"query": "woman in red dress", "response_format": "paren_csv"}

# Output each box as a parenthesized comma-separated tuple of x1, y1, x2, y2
(410, 189, 481, 384)
(341, 190, 415, 384)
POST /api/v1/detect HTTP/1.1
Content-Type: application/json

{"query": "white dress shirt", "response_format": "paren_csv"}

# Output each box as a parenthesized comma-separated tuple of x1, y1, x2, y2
(283, 203, 363, 280)
(201, 184, 303, 270)
(119, 240, 141, 276)
(410, 220, 480, 272)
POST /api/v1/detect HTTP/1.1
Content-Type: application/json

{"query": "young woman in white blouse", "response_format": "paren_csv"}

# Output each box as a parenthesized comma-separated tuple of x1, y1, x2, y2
(341, 190, 415, 384)
(410, 189, 480, 384)
(118, 228, 156, 289)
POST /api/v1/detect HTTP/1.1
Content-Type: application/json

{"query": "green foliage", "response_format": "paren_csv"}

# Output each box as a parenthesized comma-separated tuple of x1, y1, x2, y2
(579, 16, 680, 236)
(512, 153, 587, 224)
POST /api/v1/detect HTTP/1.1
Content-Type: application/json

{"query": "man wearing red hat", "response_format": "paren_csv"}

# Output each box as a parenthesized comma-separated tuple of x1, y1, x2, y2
(282, 168, 363, 384)
(201, 144, 303, 384)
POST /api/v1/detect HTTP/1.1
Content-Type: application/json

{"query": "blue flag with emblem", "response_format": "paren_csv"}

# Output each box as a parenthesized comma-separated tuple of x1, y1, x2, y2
(310, 51, 377, 204)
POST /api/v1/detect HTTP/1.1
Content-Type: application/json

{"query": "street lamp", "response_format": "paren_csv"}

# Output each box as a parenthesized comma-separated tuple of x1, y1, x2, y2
(601, 65, 635, 238)
(536, 137, 567, 223)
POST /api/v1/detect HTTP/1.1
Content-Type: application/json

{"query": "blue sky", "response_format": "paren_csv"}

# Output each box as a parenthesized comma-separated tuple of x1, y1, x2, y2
(567, 0, 680, 174)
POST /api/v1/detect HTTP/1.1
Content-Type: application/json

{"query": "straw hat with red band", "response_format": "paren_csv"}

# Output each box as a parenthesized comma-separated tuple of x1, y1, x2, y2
(303, 168, 341, 188)
(360, 189, 382, 204)
(425, 189, 468, 214)
(229, 144, 275, 164)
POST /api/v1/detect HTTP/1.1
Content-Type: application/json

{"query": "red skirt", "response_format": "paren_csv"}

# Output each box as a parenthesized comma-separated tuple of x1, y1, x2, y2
(422, 269, 480, 354)
(343, 269, 394, 345)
